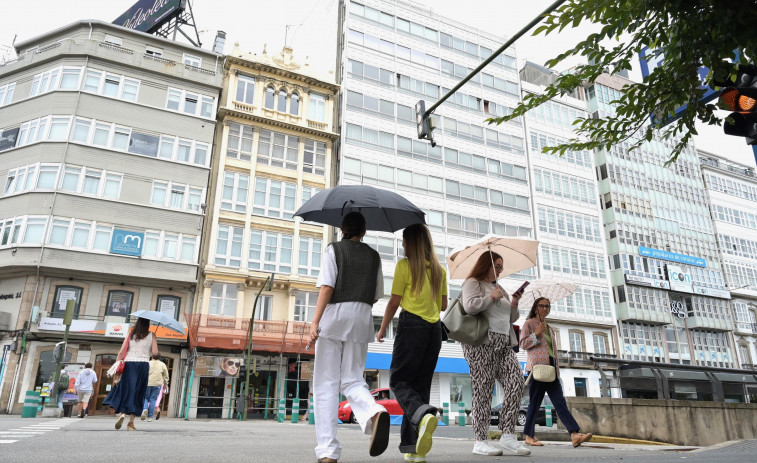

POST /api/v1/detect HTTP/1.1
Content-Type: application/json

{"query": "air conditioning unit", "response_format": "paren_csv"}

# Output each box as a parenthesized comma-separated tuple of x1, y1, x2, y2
(0, 311, 10, 331)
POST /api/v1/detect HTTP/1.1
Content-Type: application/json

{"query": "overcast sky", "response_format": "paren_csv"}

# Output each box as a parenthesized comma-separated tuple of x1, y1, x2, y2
(1, 0, 754, 167)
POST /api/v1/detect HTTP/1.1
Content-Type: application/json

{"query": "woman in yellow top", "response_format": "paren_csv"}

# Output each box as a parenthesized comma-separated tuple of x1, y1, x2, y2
(377, 223, 447, 463)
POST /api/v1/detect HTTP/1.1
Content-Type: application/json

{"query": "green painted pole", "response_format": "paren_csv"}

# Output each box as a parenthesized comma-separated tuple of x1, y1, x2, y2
(47, 300, 74, 410)
(243, 274, 273, 421)
(183, 369, 194, 420)
(264, 374, 271, 420)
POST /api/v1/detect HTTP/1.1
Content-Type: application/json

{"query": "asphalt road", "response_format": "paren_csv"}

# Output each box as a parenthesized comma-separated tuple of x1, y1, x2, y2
(1, 415, 755, 463)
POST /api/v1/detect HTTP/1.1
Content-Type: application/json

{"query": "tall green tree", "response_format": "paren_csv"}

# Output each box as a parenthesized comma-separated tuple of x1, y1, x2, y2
(490, 0, 757, 163)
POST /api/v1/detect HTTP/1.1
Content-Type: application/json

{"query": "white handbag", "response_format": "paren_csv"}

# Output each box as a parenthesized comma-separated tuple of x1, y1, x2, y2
(532, 364, 556, 383)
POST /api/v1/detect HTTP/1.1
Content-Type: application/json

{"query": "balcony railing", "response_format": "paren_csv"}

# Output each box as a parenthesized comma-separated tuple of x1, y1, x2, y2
(557, 350, 617, 368)
(742, 364, 757, 371)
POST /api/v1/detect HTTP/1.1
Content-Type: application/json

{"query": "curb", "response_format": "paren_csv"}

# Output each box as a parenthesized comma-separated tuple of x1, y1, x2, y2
(487, 430, 672, 446)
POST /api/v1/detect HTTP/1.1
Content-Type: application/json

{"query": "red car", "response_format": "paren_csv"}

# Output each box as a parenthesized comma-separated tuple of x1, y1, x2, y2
(338, 388, 403, 423)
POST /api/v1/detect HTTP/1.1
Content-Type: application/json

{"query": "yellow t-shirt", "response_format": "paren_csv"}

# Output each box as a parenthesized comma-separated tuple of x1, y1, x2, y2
(391, 258, 448, 323)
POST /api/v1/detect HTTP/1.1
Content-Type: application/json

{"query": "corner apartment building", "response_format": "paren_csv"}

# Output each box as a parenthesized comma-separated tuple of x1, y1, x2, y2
(519, 62, 618, 398)
(587, 74, 753, 401)
(337, 0, 534, 411)
(0, 21, 222, 415)
(699, 150, 757, 398)
(188, 43, 339, 419)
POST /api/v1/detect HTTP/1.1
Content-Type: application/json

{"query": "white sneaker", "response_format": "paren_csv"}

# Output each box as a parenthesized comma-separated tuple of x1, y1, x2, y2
(141, 409, 147, 421)
(472, 440, 503, 456)
(498, 434, 531, 456)
(147, 418, 152, 422)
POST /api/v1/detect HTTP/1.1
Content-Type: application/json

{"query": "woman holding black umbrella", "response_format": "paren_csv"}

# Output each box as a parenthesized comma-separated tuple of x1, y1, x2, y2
(104, 316, 158, 431)
(307, 212, 390, 463)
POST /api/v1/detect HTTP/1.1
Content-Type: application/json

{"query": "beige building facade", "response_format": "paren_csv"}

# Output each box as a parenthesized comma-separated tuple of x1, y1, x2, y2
(187, 44, 338, 419)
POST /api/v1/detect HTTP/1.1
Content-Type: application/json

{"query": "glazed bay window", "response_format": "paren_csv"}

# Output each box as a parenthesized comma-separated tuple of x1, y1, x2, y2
(215, 224, 243, 267)
(165, 87, 215, 118)
(82, 69, 140, 101)
(4, 165, 36, 195)
(221, 171, 249, 213)
(0, 217, 22, 246)
(298, 236, 322, 277)
(309, 93, 326, 121)
(16, 117, 48, 146)
(30, 68, 60, 96)
(248, 229, 293, 273)
(142, 231, 197, 262)
(0, 82, 16, 105)
(209, 283, 237, 317)
(303, 140, 326, 175)
(294, 291, 318, 322)
(22, 217, 47, 244)
(151, 181, 202, 211)
(257, 130, 298, 170)
(252, 177, 296, 218)
(226, 122, 254, 161)
(235, 75, 255, 104)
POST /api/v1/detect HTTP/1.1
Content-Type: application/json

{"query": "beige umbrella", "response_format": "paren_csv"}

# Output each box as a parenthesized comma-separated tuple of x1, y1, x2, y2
(446, 234, 539, 280)
(509, 279, 579, 309)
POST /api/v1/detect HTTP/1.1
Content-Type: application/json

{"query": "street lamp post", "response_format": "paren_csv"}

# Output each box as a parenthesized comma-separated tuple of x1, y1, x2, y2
(242, 273, 274, 421)
(46, 299, 74, 414)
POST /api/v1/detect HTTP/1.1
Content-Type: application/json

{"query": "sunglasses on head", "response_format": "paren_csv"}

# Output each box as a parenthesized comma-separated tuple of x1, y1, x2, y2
(226, 360, 240, 367)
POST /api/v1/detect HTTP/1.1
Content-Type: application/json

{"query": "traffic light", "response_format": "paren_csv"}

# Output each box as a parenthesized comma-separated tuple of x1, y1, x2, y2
(415, 100, 436, 147)
(718, 64, 757, 144)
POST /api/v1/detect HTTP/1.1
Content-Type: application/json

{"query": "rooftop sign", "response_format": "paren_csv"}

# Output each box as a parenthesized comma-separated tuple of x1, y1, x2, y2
(113, 0, 185, 34)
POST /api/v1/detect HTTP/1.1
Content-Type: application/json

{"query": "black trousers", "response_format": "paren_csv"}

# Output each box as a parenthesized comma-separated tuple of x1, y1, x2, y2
(389, 311, 442, 453)
(523, 357, 580, 437)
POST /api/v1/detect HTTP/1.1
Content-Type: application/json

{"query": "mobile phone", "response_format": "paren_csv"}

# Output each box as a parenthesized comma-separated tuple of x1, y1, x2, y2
(514, 281, 530, 295)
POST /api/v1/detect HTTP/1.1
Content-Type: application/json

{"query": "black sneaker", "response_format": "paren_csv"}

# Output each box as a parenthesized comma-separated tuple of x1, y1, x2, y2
(155, 410, 161, 421)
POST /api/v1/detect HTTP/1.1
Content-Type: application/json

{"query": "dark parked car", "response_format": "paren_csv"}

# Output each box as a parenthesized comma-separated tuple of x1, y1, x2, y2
(490, 396, 558, 426)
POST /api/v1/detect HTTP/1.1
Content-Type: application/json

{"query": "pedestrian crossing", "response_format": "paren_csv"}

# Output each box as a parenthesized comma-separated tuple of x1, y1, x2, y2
(0, 419, 77, 444)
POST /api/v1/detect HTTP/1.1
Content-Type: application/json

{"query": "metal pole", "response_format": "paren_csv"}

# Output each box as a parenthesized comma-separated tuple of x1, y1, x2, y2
(243, 275, 272, 421)
(47, 300, 74, 410)
(424, 0, 567, 117)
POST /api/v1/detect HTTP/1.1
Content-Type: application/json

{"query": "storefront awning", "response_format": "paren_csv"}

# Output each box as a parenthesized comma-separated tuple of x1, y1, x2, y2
(714, 372, 757, 384)
(366, 353, 469, 374)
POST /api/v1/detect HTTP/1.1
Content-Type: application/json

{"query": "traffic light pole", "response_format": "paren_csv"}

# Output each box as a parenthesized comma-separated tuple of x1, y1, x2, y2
(421, 0, 567, 122)
(242, 274, 274, 421)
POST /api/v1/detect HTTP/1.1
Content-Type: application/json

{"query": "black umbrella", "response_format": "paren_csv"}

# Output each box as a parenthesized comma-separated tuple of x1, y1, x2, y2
(294, 185, 425, 232)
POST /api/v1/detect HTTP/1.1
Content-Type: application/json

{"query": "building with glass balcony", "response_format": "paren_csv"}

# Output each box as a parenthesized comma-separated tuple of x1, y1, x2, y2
(0, 21, 222, 415)
(699, 149, 757, 399)
(189, 43, 339, 419)
(587, 74, 753, 401)
(519, 62, 619, 398)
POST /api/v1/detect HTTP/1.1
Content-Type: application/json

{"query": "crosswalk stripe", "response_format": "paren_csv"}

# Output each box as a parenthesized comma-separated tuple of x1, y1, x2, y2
(0, 440, 19, 444)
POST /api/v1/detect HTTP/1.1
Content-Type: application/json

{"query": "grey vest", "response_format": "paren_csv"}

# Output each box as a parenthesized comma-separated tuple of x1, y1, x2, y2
(330, 239, 381, 305)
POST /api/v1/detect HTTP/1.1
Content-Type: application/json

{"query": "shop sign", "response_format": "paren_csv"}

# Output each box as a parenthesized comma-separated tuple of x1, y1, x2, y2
(38, 317, 99, 333)
(666, 301, 687, 318)
(106, 323, 129, 338)
(667, 265, 693, 293)
(624, 274, 671, 290)
(109, 229, 144, 256)
(692, 286, 731, 300)
(639, 246, 706, 267)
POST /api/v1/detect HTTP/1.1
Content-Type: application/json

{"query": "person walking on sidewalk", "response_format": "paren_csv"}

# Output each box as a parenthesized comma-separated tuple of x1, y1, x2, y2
(520, 297, 592, 448)
(377, 223, 447, 463)
(74, 363, 97, 418)
(104, 317, 158, 431)
(460, 251, 530, 457)
(141, 353, 169, 422)
(56, 369, 70, 409)
(307, 212, 391, 463)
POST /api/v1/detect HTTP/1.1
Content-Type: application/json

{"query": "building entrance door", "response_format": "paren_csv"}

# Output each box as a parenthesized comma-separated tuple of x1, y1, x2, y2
(92, 354, 117, 415)
(241, 370, 277, 419)
(197, 377, 225, 418)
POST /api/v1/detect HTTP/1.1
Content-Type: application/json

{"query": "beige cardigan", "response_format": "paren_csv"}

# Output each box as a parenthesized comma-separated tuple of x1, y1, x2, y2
(461, 278, 519, 347)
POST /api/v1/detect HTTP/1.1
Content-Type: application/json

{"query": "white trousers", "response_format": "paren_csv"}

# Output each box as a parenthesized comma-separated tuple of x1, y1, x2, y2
(314, 336, 386, 460)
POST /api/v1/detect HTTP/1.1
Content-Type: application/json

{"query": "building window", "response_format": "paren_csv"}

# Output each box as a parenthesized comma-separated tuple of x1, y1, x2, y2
(574, 378, 588, 397)
(221, 171, 249, 213)
(209, 283, 237, 317)
(294, 291, 317, 322)
(308, 94, 326, 122)
(569, 330, 585, 355)
(106, 290, 133, 318)
(53, 285, 82, 318)
(248, 229, 293, 273)
(226, 122, 254, 161)
(165, 87, 215, 119)
(593, 333, 608, 355)
(277, 88, 287, 112)
(235, 75, 255, 104)
(254, 295, 272, 320)
(215, 224, 243, 268)
(182, 53, 202, 67)
(303, 140, 326, 176)
(256, 130, 299, 170)
(104, 34, 123, 46)
(264, 86, 275, 109)
(0, 82, 15, 105)
(298, 237, 322, 277)
(156, 295, 181, 319)
(81, 69, 140, 101)
(145, 45, 163, 57)
(252, 177, 296, 218)
(22, 216, 47, 244)
(290, 93, 299, 115)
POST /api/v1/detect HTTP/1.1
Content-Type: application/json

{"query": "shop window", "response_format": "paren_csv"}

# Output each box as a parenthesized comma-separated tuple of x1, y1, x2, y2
(106, 290, 133, 318)
(52, 285, 82, 318)
(35, 349, 72, 391)
(156, 295, 181, 320)
(450, 374, 472, 410)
